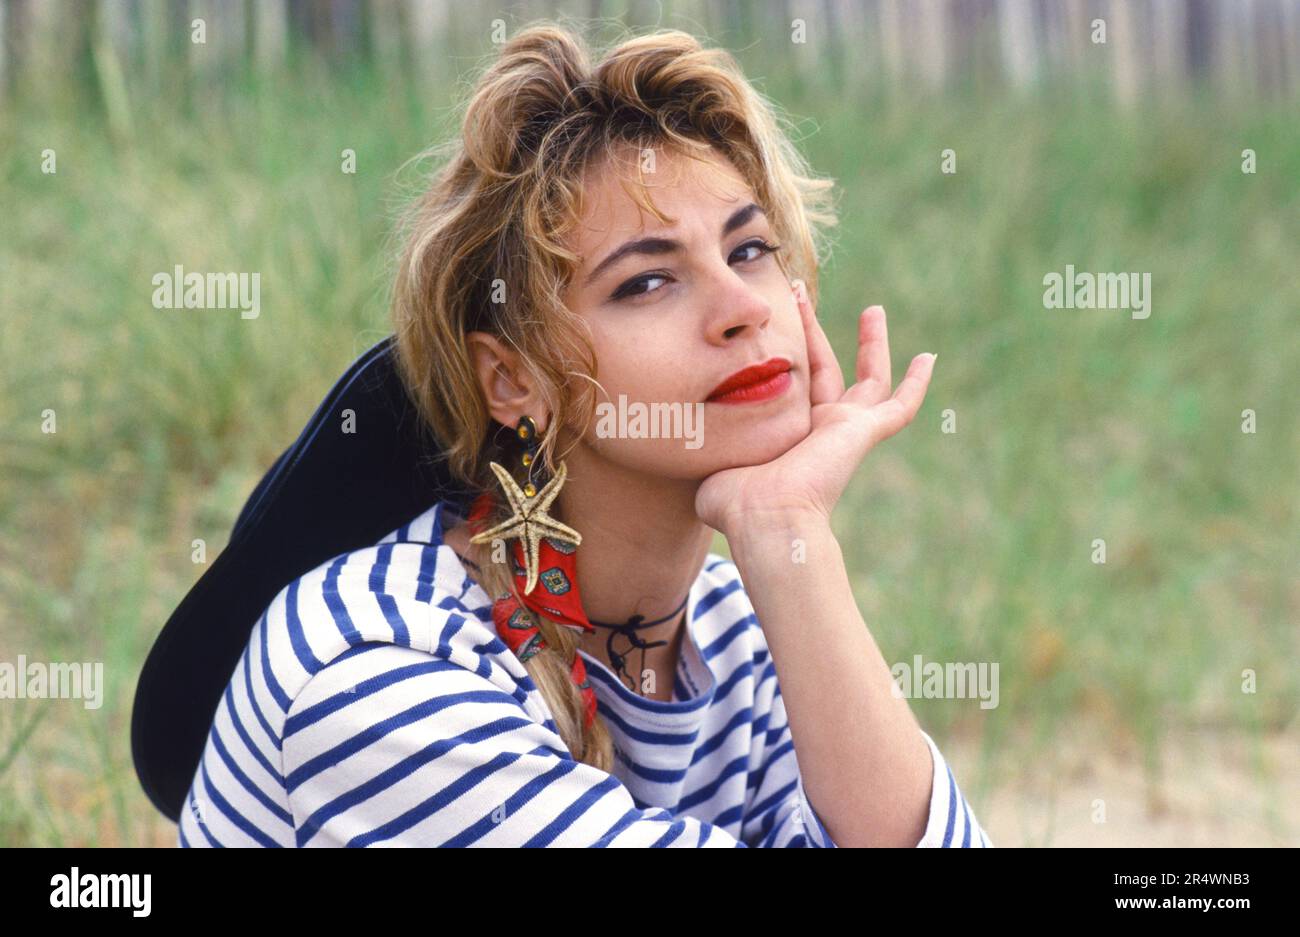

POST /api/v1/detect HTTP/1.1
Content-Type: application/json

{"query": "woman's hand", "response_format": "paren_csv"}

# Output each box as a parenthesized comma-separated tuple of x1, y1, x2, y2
(695, 279, 936, 539)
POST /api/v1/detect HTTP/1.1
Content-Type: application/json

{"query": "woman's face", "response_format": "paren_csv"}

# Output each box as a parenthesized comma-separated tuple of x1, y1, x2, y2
(561, 145, 813, 481)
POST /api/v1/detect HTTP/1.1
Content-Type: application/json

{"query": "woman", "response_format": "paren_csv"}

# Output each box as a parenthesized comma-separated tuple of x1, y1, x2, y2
(179, 24, 989, 848)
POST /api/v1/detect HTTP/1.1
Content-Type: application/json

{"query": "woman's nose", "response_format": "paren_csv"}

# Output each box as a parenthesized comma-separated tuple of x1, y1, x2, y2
(705, 271, 772, 343)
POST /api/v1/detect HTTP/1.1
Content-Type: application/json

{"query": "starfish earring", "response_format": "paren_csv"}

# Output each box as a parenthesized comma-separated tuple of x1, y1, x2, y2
(468, 417, 582, 595)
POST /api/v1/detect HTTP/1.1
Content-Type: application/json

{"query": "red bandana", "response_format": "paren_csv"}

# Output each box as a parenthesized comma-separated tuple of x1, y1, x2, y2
(465, 492, 598, 730)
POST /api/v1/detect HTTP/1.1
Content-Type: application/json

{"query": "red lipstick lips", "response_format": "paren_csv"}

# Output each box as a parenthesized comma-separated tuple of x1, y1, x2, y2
(706, 357, 793, 404)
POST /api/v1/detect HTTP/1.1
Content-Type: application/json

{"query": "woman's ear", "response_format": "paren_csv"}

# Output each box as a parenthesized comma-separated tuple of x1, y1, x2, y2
(465, 331, 548, 433)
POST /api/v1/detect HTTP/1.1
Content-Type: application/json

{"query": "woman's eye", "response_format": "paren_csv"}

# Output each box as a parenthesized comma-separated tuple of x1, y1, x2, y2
(612, 272, 672, 301)
(731, 239, 782, 264)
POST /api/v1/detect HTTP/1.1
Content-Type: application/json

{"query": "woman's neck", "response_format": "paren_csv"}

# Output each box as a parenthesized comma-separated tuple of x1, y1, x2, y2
(555, 450, 714, 668)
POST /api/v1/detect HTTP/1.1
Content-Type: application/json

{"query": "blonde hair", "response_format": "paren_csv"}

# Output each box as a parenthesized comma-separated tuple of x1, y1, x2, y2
(389, 22, 837, 769)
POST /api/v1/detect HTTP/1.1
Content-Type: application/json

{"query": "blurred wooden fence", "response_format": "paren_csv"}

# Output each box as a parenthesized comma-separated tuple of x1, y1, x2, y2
(2, 0, 1298, 105)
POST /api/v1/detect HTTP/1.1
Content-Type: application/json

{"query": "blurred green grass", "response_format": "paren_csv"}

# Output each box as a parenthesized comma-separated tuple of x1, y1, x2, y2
(1, 64, 1296, 846)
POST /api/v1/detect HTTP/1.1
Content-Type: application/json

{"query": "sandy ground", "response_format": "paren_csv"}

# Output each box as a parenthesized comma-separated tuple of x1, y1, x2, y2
(944, 720, 1299, 847)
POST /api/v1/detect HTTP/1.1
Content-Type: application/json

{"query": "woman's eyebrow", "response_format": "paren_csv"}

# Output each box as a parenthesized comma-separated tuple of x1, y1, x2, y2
(582, 201, 766, 286)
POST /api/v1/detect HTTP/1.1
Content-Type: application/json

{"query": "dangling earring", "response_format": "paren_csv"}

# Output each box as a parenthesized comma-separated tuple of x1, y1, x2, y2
(516, 414, 540, 497)
(469, 416, 599, 731)
(468, 416, 582, 596)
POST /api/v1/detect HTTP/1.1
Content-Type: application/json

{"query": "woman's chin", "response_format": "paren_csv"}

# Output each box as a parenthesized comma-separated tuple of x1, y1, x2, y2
(579, 402, 810, 477)
(702, 419, 810, 471)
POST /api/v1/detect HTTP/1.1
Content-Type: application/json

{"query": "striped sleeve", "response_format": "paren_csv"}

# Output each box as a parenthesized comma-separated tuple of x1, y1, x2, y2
(281, 642, 744, 847)
(741, 661, 992, 847)
(915, 730, 993, 847)
(787, 731, 995, 848)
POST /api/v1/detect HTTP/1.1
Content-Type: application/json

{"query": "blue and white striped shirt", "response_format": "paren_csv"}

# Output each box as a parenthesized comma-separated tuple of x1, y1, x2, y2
(179, 498, 991, 847)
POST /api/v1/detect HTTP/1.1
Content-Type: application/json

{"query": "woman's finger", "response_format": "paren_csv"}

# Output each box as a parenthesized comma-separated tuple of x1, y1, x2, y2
(862, 352, 936, 444)
(854, 305, 891, 405)
(794, 279, 844, 406)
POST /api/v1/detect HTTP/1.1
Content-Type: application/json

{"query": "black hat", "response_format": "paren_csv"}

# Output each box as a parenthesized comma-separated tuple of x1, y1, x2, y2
(130, 336, 473, 822)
